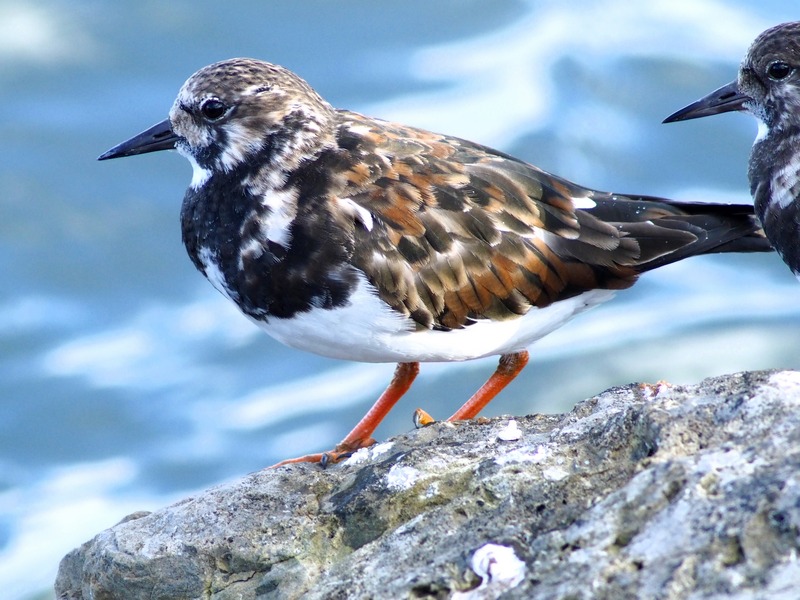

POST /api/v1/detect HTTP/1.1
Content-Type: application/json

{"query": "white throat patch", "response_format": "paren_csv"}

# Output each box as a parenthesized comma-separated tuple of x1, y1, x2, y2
(754, 118, 770, 144)
(187, 153, 212, 189)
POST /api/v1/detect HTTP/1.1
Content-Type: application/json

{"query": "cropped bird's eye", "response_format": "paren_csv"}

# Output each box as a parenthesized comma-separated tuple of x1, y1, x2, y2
(767, 61, 793, 81)
(200, 98, 227, 121)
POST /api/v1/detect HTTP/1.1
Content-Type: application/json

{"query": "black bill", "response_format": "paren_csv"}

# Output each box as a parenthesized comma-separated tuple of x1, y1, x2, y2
(98, 118, 177, 160)
(663, 80, 750, 123)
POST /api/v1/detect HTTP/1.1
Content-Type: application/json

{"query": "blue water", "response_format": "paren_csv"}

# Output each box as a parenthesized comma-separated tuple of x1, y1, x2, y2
(2, 1, 800, 597)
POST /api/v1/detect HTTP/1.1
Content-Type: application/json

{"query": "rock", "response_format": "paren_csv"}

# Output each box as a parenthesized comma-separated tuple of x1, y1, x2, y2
(55, 370, 800, 599)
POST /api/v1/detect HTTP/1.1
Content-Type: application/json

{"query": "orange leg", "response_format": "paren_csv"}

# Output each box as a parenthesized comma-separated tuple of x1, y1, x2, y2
(271, 362, 420, 467)
(447, 351, 529, 421)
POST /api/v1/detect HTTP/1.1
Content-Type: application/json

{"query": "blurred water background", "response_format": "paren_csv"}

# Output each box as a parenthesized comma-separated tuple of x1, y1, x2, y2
(2, 1, 799, 597)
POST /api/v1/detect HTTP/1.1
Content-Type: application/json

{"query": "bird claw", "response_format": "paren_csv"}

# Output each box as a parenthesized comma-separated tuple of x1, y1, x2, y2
(320, 438, 375, 468)
(269, 437, 377, 469)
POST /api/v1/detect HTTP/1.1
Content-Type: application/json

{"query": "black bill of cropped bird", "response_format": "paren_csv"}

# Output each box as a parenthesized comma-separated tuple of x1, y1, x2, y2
(99, 58, 771, 466)
(665, 21, 800, 279)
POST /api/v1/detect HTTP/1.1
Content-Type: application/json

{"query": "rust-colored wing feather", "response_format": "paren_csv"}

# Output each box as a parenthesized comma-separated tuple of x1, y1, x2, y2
(328, 111, 763, 330)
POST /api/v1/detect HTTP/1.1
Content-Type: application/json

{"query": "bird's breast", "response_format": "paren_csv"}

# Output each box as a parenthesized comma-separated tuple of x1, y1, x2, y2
(181, 176, 362, 321)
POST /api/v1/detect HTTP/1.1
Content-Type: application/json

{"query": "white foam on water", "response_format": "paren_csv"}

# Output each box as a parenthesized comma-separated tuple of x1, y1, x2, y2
(40, 295, 258, 390)
(363, 0, 771, 150)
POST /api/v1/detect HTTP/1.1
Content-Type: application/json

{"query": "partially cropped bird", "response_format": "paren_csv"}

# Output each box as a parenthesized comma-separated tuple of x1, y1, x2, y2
(664, 21, 800, 278)
(100, 58, 770, 466)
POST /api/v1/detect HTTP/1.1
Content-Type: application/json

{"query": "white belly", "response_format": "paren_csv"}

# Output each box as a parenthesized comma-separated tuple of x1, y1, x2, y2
(253, 275, 616, 363)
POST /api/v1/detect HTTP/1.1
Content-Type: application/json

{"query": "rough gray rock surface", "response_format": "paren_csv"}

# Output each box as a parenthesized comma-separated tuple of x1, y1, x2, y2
(55, 370, 800, 599)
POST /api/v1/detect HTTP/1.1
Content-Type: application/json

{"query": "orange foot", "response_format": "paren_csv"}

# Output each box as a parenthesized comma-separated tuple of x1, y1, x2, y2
(269, 362, 420, 468)
(270, 436, 377, 469)
(269, 351, 529, 468)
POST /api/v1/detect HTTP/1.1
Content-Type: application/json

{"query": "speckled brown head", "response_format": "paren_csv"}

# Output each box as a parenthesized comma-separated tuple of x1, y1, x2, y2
(738, 21, 800, 128)
(99, 58, 336, 179)
(170, 58, 335, 175)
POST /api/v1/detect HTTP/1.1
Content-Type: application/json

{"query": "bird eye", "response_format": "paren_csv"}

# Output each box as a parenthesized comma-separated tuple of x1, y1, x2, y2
(200, 98, 227, 121)
(767, 61, 793, 81)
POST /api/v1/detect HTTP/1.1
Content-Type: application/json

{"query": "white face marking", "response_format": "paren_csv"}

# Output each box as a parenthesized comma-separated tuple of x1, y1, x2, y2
(754, 118, 770, 144)
(771, 156, 800, 209)
(242, 82, 276, 97)
(184, 151, 212, 189)
(254, 274, 615, 363)
(169, 92, 215, 155)
(219, 121, 263, 172)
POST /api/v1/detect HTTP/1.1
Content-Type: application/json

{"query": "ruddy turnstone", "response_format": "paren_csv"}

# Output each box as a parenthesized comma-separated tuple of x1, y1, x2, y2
(100, 58, 770, 466)
(664, 21, 800, 278)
